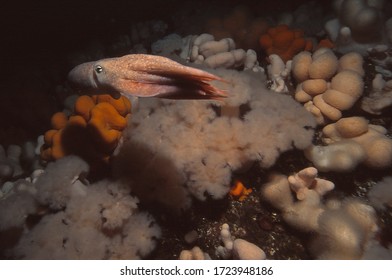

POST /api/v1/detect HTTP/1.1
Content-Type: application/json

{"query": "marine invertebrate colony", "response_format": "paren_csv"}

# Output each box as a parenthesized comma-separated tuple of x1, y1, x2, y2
(259, 24, 313, 62)
(266, 54, 292, 92)
(261, 167, 379, 259)
(41, 94, 131, 173)
(292, 49, 364, 125)
(229, 180, 252, 201)
(188, 34, 261, 71)
(0, 156, 161, 259)
(305, 116, 392, 171)
(112, 68, 316, 210)
(361, 73, 392, 115)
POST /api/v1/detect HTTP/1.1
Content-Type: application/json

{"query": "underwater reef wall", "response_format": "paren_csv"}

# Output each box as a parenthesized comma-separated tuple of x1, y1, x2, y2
(1, 0, 392, 260)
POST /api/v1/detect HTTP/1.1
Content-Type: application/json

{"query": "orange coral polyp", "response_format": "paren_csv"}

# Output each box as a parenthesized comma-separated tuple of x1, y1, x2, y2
(41, 94, 131, 166)
(74, 95, 96, 121)
(50, 130, 66, 160)
(40, 147, 52, 161)
(316, 38, 334, 50)
(68, 115, 88, 127)
(259, 36, 272, 49)
(44, 130, 57, 146)
(293, 29, 304, 38)
(230, 180, 253, 201)
(90, 103, 128, 130)
(259, 24, 313, 62)
(50, 112, 68, 130)
(92, 94, 132, 117)
(273, 30, 295, 49)
(88, 102, 128, 150)
(268, 24, 288, 36)
(291, 38, 308, 54)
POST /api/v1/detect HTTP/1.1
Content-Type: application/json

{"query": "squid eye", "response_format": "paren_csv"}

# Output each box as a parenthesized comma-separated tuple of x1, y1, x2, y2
(95, 65, 103, 74)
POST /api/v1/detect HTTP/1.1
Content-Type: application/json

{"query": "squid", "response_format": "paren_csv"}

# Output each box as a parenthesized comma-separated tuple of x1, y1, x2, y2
(68, 54, 227, 100)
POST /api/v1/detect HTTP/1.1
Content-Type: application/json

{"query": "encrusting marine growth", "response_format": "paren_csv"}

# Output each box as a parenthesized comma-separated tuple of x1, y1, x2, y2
(41, 94, 131, 172)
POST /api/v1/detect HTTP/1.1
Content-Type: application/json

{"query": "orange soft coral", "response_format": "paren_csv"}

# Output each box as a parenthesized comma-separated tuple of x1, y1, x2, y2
(229, 180, 253, 201)
(50, 112, 68, 130)
(74, 95, 96, 121)
(41, 115, 90, 161)
(315, 38, 335, 50)
(41, 94, 131, 169)
(259, 25, 313, 62)
(89, 102, 129, 153)
(92, 94, 132, 117)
